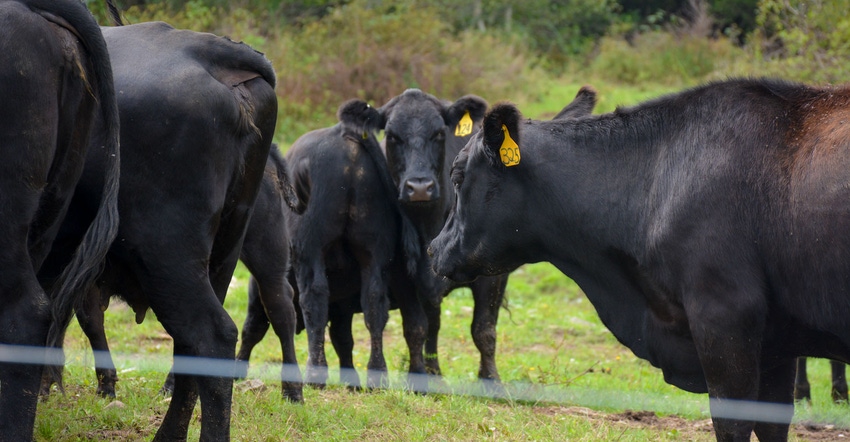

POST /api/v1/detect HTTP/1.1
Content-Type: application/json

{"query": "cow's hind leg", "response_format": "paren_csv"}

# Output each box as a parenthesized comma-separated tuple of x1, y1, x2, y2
(147, 272, 238, 442)
(359, 261, 390, 389)
(328, 301, 361, 389)
(75, 286, 118, 398)
(248, 271, 304, 402)
(296, 258, 331, 387)
(0, 267, 50, 441)
(832, 361, 848, 403)
(236, 278, 270, 375)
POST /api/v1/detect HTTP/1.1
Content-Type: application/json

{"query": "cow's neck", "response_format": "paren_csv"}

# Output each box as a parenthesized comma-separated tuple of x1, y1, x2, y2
(520, 117, 664, 262)
(515, 117, 708, 390)
(401, 200, 449, 242)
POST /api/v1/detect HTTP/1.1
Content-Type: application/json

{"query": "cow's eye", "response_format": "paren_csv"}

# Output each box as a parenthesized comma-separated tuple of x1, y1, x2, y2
(451, 169, 464, 190)
(432, 131, 445, 142)
(386, 133, 402, 146)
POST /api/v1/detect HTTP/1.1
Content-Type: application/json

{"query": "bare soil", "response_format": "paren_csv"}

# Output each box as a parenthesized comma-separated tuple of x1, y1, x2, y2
(535, 406, 849, 441)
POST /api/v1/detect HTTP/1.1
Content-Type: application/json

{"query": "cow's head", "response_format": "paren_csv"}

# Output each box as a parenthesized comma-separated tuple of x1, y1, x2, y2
(377, 89, 488, 206)
(429, 87, 598, 282)
(427, 102, 525, 282)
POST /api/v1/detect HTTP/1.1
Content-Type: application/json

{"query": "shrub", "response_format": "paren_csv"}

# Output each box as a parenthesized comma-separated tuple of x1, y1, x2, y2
(271, 0, 547, 143)
(750, 0, 850, 84)
(587, 31, 742, 85)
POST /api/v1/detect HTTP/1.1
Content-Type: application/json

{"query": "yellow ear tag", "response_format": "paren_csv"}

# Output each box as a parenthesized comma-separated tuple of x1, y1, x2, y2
(499, 124, 520, 167)
(362, 131, 368, 140)
(455, 111, 473, 137)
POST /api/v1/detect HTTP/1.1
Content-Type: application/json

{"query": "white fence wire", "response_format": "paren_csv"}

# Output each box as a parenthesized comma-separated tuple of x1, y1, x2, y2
(3, 342, 842, 431)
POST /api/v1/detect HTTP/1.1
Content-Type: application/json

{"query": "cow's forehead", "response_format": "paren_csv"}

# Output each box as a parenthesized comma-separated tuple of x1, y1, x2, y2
(385, 93, 445, 132)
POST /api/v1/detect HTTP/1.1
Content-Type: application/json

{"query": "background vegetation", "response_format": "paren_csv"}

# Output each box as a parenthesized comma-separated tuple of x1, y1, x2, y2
(38, 0, 850, 439)
(88, 0, 850, 143)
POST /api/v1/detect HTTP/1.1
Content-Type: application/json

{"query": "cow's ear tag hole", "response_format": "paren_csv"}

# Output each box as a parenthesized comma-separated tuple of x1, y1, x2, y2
(499, 125, 520, 167)
(455, 111, 473, 137)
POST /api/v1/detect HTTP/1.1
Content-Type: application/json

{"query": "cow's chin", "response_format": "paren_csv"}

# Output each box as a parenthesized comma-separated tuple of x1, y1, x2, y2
(399, 198, 439, 210)
(434, 266, 479, 284)
(430, 252, 487, 283)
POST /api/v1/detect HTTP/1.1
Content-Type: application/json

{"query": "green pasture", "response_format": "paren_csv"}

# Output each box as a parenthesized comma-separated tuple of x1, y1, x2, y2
(36, 261, 850, 440)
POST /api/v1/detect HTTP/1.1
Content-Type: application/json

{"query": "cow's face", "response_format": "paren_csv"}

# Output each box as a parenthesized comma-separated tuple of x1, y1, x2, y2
(429, 103, 525, 282)
(379, 89, 487, 206)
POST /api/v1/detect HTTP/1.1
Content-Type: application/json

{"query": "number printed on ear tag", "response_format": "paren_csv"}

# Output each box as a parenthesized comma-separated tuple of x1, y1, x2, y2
(455, 111, 473, 137)
(499, 124, 520, 167)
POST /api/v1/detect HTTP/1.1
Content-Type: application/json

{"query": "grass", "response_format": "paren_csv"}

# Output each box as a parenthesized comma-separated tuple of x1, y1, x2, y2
(35, 262, 848, 441)
(33, 84, 850, 441)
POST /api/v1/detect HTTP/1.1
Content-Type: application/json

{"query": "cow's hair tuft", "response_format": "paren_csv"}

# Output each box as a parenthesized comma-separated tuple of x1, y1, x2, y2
(444, 95, 488, 130)
(267, 144, 303, 214)
(482, 102, 522, 165)
(553, 85, 597, 120)
(337, 99, 383, 135)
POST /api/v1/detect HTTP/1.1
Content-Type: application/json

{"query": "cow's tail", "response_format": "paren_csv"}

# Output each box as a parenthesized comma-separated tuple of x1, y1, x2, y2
(105, 0, 123, 26)
(358, 133, 421, 276)
(41, 1, 121, 366)
(268, 145, 303, 214)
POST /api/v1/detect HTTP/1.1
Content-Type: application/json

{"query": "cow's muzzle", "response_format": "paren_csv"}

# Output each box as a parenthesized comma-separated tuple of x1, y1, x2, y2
(403, 177, 438, 202)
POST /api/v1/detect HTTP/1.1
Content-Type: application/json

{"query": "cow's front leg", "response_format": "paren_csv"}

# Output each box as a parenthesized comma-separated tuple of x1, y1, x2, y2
(392, 273, 429, 392)
(686, 285, 768, 442)
(470, 275, 508, 384)
(753, 358, 795, 442)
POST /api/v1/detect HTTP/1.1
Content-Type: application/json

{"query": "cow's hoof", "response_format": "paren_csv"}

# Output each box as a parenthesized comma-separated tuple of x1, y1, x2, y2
(282, 383, 304, 403)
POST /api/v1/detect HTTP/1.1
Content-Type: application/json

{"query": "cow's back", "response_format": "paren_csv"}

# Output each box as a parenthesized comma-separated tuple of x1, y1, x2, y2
(100, 23, 276, 264)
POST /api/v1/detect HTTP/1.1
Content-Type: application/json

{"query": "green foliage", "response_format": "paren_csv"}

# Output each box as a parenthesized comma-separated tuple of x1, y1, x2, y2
(587, 31, 743, 86)
(514, 0, 618, 70)
(711, 0, 759, 38)
(751, 0, 850, 83)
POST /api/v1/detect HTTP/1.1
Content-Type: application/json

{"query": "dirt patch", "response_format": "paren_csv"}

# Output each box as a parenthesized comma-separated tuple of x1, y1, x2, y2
(794, 421, 850, 441)
(534, 406, 849, 441)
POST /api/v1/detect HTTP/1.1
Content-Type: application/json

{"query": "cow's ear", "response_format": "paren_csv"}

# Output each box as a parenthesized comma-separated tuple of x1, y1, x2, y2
(337, 99, 383, 134)
(376, 94, 404, 130)
(482, 102, 522, 167)
(552, 85, 597, 120)
(444, 95, 488, 136)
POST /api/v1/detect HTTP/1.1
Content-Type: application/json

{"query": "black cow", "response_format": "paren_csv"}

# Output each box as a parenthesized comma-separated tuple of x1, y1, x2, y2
(794, 358, 848, 403)
(280, 100, 415, 389)
(42, 22, 277, 440)
(430, 78, 850, 441)
(234, 147, 304, 402)
(53, 147, 306, 404)
(0, 1, 120, 439)
(378, 88, 602, 385)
